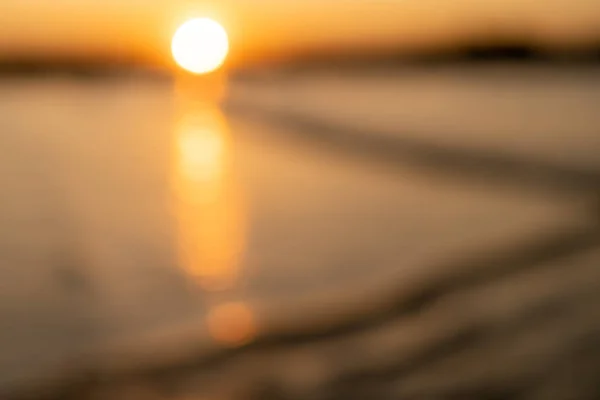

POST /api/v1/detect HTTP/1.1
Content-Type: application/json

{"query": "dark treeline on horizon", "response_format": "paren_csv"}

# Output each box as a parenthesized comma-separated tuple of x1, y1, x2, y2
(1, 39, 599, 77)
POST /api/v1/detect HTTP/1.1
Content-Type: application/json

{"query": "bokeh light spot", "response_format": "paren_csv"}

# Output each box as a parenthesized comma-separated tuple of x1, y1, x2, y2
(207, 302, 257, 347)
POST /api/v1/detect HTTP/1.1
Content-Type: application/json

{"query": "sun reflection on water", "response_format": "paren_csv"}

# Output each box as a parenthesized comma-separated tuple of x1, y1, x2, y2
(173, 103, 245, 292)
(172, 94, 257, 346)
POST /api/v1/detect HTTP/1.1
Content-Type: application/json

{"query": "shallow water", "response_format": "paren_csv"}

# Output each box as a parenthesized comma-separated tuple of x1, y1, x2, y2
(0, 67, 599, 399)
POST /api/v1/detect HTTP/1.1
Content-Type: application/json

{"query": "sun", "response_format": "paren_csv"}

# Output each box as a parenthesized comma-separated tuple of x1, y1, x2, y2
(172, 18, 229, 74)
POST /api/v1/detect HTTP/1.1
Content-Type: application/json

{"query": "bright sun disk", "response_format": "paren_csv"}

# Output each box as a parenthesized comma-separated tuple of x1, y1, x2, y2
(172, 18, 229, 74)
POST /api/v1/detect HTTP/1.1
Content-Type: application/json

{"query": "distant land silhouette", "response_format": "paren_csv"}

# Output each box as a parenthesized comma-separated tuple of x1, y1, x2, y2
(0, 54, 166, 78)
(246, 40, 600, 72)
(1, 38, 599, 77)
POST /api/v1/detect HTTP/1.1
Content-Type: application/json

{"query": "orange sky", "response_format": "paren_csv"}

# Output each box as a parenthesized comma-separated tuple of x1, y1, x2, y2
(0, 0, 599, 67)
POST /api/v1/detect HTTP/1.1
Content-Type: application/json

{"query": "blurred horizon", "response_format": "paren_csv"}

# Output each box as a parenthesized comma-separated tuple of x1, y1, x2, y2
(1, 0, 600, 71)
